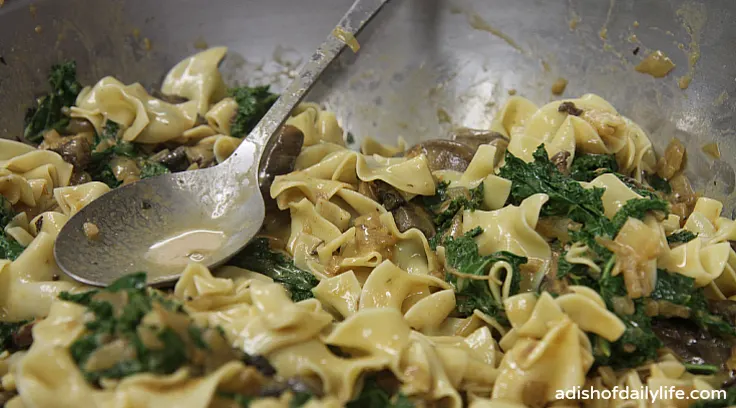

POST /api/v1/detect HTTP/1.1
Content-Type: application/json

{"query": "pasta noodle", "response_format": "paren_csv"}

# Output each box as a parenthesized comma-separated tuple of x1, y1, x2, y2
(1, 47, 734, 408)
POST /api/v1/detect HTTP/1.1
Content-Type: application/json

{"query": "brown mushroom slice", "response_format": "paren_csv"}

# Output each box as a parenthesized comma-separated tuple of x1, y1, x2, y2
(151, 146, 190, 172)
(258, 125, 305, 206)
(405, 139, 475, 172)
(40, 130, 93, 169)
(392, 203, 436, 238)
(358, 180, 405, 211)
(550, 150, 571, 174)
(449, 128, 508, 152)
(63, 118, 96, 135)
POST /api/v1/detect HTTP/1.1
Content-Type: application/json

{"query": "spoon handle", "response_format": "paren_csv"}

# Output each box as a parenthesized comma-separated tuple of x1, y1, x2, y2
(228, 0, 390, 161)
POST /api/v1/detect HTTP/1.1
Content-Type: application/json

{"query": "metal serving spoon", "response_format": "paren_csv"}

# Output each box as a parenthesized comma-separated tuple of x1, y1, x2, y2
(55, 0, 390, 286)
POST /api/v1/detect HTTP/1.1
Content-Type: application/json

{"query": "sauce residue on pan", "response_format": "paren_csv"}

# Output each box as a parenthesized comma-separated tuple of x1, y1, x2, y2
(675, 2, 706, 89)
(467, 13, 524, 53)
(702, 142, 721, 159)
(145, 229, 226, 268)
(635, 51, 676, 78)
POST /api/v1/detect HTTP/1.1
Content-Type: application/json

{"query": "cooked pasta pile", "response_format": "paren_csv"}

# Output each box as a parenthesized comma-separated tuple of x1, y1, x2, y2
(0, 48, 734, 408)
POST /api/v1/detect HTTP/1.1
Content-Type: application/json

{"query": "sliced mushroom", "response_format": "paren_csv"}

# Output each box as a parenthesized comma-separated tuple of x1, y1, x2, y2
(405, 139, 475, 172)
(151, 146, 190, 172)
(259, 125, 305, 206)
(40, 130, 92, 169)
(550, 150, 571, 174)
(651, 318, 734, 370)
(708, 299, 736, 325)
(63, 118, 95, 135)
(449, 128, 509, 152)
(358, 180, 405, 211)
(392, 203, 436, 238)
(69, 170, 92, 186)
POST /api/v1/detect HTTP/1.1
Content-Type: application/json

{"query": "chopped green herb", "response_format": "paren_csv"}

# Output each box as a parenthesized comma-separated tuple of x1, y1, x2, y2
(648, 174, 672, 194)
(229, 238, 318, 302)
(442, 228, 527, 324)
(23, 61, 83, 143)
(667, 230, 697, 245)
(569, 153, 619, 181)
(59, 272, 241, 386)
(139, 161, 170, 179)
(420, 181, 484, 249)
(0, 197, 25, 260)
(229, 86, 278, 138)
(610, 198, 669, 231)
(652, 270, 736, 337)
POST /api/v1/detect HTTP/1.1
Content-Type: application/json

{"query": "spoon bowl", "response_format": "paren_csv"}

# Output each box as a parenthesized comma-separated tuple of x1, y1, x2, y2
(55, 139, 264, 286)
(54, 0, 390, 286)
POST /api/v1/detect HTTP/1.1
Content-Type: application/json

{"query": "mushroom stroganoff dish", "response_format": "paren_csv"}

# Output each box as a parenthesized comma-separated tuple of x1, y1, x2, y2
(0, 47, 734, 408)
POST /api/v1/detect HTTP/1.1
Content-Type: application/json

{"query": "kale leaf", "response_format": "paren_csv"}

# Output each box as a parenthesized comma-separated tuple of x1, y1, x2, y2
(23, 61, 83, 143)
(652, 270, 736, 337)
(667, 230, 698, 245)
(420, 181, 484, 249)
(347, 375, 414, 408)
(610, 197, 669, 231)
(87, 120, 170, 187)
(648, 174, 672, 194)
(499, 145, 609, 223)
(442, 228, 527, 324)
(229, 238, 318, 302)
(569, 153, 619, 181)
(229, 86, 279, 138)
(59, 272, 232, 386)
(0, 197, 25, 260)
(139, 161, 171, 179)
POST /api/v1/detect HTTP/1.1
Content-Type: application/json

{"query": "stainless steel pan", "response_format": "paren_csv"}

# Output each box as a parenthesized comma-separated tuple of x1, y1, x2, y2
(1, 0, 734, 208)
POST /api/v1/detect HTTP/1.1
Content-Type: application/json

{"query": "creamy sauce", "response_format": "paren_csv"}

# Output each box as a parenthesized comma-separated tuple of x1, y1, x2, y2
(635, 51, 676, 78)
(145, 229, 226, 268)
(332, 27, 360, 53)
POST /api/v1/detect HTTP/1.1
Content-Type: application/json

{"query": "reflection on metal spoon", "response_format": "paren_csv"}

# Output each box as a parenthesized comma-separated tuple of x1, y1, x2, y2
(145, 229, 226, 268)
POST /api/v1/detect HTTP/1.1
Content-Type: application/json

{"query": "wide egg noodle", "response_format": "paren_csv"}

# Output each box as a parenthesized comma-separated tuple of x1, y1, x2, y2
(0, 140, 73, 198)
(583, 173, 643, 219)
(492, 94, 656, 181)
(52, 182, 110, 217)
(76, 77, 198, 143)
(286, 102, 345, 147)
(462, 193, 551, 260)
(205, 97, 239, 136)
(360, 136, 407, 157)
(271, 145, 435, 211)
(492, 291, 623, 406)
(13, 300, 265, 408)
(161, 46, 229, 115)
